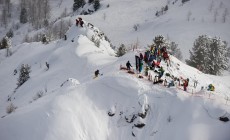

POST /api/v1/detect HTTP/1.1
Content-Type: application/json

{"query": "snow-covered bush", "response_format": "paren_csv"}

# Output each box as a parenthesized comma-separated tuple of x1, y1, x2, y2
(6, 29, 14, 38)
(20, 8, 28, 24)
(73, 0, 86, 11)
(6, 103, 17, 114)
(94, 0, 100, 11)
(168, 41, 183, 60)
(182, 0, 190, 4)
(17, 64, 31, 88)
(116, 44, 127, 57)
(0, 36, 11, 50)
(91, 35, 100, 47)
(33, 90, 44, 101)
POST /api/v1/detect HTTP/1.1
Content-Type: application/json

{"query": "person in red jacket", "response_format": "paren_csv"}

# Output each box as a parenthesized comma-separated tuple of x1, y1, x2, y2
(183, 79, 188, 91)
(163, 51, 169, 61)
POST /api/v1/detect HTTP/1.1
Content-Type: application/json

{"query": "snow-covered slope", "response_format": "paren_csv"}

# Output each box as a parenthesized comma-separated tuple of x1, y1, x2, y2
(0, 21, 230, 140)
(79, 0, 230, 60)
(1, 0, 230, 61)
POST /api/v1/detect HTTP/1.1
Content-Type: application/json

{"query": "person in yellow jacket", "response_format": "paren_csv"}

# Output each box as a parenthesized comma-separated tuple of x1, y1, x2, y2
(208, 84, 215, 91)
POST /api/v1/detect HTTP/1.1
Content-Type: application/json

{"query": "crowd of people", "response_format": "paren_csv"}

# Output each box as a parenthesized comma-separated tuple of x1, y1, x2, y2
(122, 45, 214, 93)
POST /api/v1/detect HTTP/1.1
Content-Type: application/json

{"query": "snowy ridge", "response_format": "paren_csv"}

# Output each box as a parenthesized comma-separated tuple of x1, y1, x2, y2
(0, 20, 230, 140)
(0, 6, 230, 140)
(66, 19, 115, 56)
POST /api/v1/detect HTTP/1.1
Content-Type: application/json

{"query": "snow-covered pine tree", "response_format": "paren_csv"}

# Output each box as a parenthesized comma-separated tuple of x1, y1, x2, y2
(227, 47, 230, 58)
(186, 35, 209, 72)
(94, 0, 100, 11)
(73, 0, 86, 11)
(20, 7, 28, 24)
(116, 44, 126, 57)
(6, 28, 14, 38)
(154, 35, 165, 47)
(0, 36, 10, 50)
(206, 37, 229, 75)
(186, 35, 229, 75)
(168, 41, 183, 60)
(88, 0, 94, 4)
(17, 64, 31, 88)
(5, 37, 12, 57)
(182, 0, 190, 4)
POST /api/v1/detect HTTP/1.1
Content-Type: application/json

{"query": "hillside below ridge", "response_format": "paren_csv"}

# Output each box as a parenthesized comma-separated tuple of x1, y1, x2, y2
(0, 7, 230, 140)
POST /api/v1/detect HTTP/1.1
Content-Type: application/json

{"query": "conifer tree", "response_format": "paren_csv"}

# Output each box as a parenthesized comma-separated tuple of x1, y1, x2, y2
(154, 35, 165, 47)
(186, 35, 229, 75)
(182, 0, 190, 4)
(94, 0, 100, 11)
(88, 0, 94, 4)
(17, 64, 31, 87)
(0, 36, 10, 50)
(73, 0, 86, 11)
(6, 28, 14, 38)
(20, 8, 28, 24)
(116, 44, 126, 57)
(169, 41, 183, 60)
(206, 38, 229, 75)
(186, 35, 209, 72)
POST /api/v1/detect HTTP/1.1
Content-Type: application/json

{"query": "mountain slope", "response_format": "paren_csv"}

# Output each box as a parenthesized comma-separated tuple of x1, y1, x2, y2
(0, 22, 230, 140)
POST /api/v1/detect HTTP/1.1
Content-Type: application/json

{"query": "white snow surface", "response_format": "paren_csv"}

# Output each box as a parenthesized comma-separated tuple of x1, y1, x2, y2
(0, 20, 230, 140)
(0, 0, 230, 140)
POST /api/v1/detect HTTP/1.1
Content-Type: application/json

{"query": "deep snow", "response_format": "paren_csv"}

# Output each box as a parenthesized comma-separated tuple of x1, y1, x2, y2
(0, 19, 230, 140)
(0, 0, 230, 139)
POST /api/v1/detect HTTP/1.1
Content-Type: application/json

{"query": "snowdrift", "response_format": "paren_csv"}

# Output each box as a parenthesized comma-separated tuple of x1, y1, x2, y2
(0, 19, 230, 140)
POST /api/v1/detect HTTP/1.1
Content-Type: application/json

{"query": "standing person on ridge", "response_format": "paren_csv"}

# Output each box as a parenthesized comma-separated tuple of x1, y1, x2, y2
(183, 79, 188, 91)
(126, 61, 132, 71)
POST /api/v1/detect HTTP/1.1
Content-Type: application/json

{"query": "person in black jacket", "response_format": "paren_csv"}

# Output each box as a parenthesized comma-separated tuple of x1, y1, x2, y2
(126, 61, 132, 70)
(95, 69, 100, 77)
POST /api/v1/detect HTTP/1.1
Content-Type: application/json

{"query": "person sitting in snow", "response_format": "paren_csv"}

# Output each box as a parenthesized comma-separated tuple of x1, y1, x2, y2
(153, 75, 163, 84)
(168, 78, 175, 88)
(158, 66, 164, 79)
(207, 84, 215, 91)
(126, 61, 132, 71)
(95, 69, 100, 77)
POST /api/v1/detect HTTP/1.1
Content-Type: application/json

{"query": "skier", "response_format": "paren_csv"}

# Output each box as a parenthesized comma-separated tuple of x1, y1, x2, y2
(126, 61, 132, 70)
(46, 62, 49, 70)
